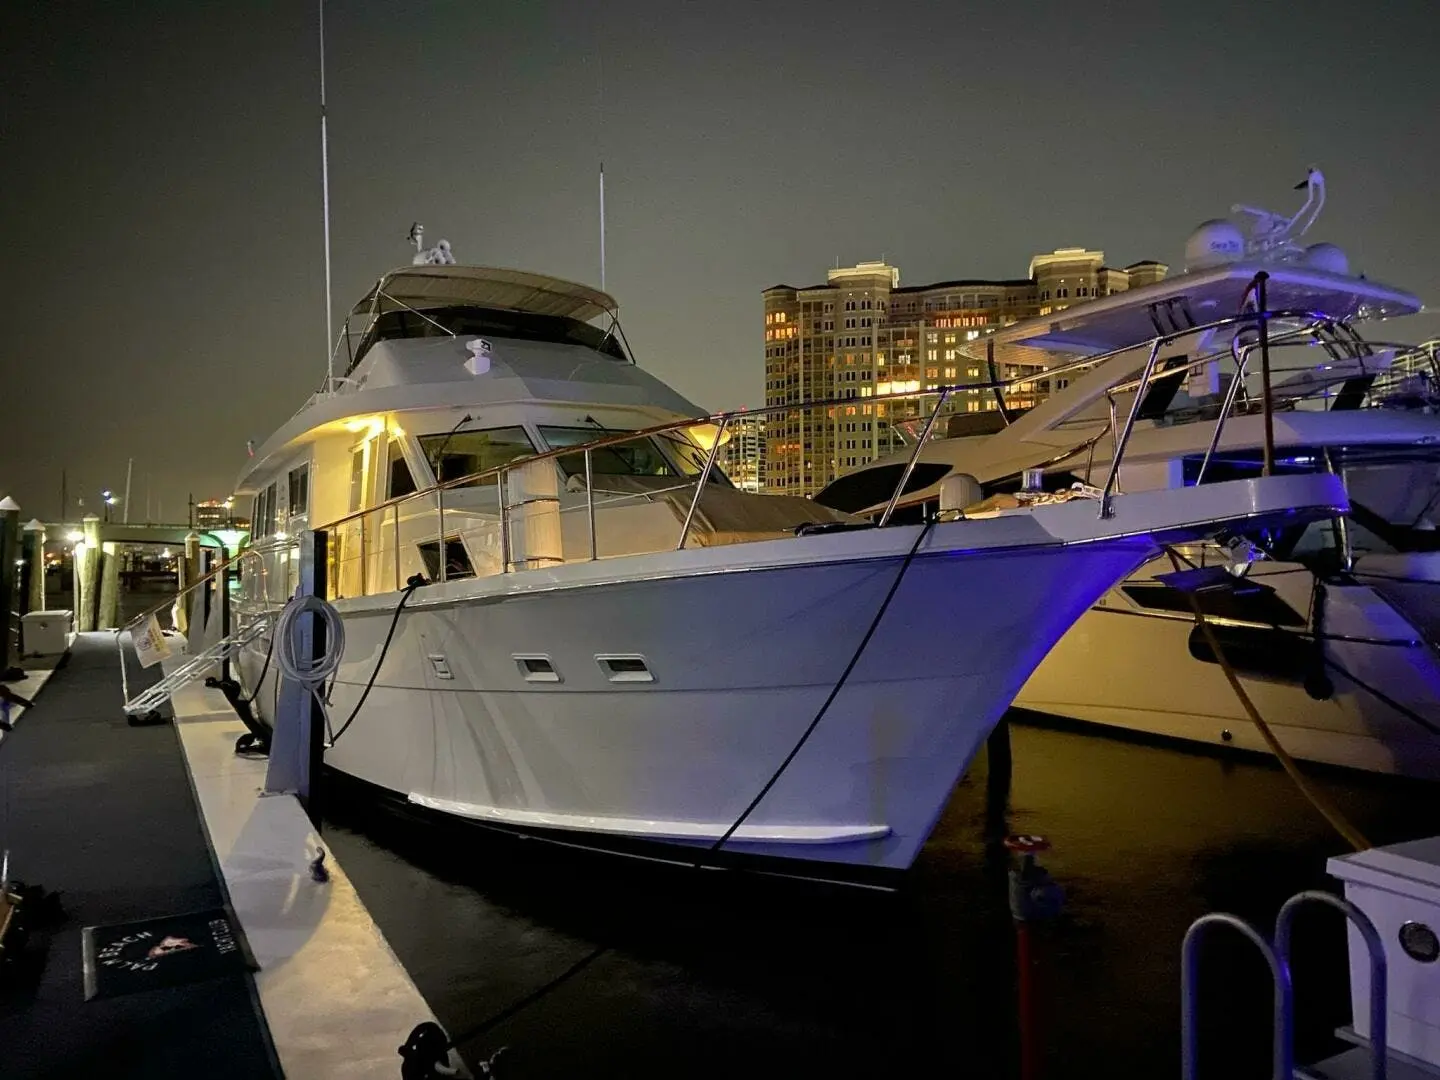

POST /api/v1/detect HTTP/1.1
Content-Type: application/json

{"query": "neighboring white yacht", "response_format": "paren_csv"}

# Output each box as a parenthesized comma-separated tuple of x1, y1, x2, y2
(230, 242, 1344, 874)
(815, 176, 1440, 779)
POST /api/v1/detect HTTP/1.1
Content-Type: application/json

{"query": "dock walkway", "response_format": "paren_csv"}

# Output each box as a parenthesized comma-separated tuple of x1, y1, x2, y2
(0, 634, 281, 1078)
(0, 633, 453, 1079)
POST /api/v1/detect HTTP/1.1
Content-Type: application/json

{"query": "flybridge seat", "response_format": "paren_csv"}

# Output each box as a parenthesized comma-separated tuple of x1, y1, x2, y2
(561, 473, 856, 545)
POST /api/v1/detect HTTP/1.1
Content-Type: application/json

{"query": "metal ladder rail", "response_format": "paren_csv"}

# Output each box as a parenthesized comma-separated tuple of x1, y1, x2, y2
(1182, 892, 1391, 1080)
(1181, 912, 1295, 1080)
(121, 615, 272, 718)
(1277, 891, 1388, 1080)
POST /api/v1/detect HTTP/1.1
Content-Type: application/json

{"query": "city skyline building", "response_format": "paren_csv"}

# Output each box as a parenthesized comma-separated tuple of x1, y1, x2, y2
(719, 412, 765, 493)
(192, 497, 250, 532)
(761, 249, 1167, 497)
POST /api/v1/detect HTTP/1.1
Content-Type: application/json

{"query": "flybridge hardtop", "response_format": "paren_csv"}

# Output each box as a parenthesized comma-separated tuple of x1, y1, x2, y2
(350, 265, 619, 325)
(967, 259, 1421, 372)
(236, 263, 701, 491)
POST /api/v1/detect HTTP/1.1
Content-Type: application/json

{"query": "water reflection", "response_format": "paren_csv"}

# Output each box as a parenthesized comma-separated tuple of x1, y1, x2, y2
(321, 718, 1440, 1078)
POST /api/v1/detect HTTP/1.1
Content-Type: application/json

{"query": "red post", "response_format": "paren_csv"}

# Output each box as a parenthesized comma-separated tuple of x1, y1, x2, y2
(1005, 834, 1061, 1080)
(1016, 918, 1038, 1080)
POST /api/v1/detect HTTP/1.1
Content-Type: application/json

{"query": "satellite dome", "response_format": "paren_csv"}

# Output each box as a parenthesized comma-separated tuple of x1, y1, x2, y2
(1184, 219, 1245, 271)
(1303, 242, 1349, 275)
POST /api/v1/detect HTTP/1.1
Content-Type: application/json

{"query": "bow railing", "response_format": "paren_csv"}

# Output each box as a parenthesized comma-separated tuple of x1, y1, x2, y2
(296, 297, 1417, 602)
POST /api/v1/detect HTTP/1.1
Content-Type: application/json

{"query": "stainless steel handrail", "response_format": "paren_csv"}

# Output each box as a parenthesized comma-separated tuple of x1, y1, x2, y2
(1099, 337, 1164, 518)
(1274, 891, 1387, 1080)
(676, 415, 730, 549)
(306, 302, 1419, 595)
(121, 544, 268, 632)
(879, 388, 952, 526)
(1181, 912, 1294, 1080)
(312, 306, 1350, 537)
(1195, 338, 1260, 485)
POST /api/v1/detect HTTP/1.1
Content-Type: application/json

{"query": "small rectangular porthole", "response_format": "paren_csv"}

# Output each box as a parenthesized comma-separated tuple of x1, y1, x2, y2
(514, 654, 561, 683)
(596, 654, 653, 683)
(428, 654, 454, 680)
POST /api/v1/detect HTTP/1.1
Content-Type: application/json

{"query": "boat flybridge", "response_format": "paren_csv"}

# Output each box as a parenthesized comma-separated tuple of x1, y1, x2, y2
(816, 173, 1440, 779)
(228, 239, 1344, 875)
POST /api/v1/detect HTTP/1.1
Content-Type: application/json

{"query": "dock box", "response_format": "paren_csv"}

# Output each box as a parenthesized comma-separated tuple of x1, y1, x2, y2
(1329, 837, 1440, 1067)
(21, 610, 72, 658)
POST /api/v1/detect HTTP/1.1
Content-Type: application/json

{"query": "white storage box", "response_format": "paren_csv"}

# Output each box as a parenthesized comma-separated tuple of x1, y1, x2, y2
(21, 610, 72, 658)
(1329, 837, 1440, 1066)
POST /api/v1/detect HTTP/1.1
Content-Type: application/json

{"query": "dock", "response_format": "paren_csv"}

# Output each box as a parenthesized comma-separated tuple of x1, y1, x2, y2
(0, 634, 457, 1079)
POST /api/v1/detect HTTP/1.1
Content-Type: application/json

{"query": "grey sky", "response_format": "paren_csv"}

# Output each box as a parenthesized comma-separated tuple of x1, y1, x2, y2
(3, 0, 1437, 518)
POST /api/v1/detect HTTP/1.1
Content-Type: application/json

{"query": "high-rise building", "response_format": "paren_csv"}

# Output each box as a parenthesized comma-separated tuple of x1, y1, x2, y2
(762, 250, 1166, 496)
(719, 411, 765, 493)
(192, 498, 250, 531)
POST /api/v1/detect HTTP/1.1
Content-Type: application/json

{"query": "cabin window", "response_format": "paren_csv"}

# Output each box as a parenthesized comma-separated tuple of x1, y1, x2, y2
(418, 426, 535, 487)
(349, 446, 367, 512)
(538, 426, 729, 485)
(387, 438, 418, 498)
(287, 463, 310, 518)
(1121, 582, 1305, 627)
(417, 536, 474, 580)
(256, 482, 278, 536)
(352, 306, 628, 369)
(539, 426, 674, 477)
(658, 434, 732, 484)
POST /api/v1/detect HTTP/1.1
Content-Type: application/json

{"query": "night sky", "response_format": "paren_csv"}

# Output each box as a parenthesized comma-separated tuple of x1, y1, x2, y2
(3, 0, 1437, 521)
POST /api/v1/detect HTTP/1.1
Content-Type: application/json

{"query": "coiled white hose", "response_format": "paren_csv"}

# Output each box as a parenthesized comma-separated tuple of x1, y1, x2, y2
(273, 593, 346, 692)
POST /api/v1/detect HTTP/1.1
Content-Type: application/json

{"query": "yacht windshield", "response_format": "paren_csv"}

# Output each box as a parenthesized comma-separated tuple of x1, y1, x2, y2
(419, 426, 536, 487)
(538, 426, 731, 486)
(353, 306, 627, 368)
(1184, 446, 1440, 559)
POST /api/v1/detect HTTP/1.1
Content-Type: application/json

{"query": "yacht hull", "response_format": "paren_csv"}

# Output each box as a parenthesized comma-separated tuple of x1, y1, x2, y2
(237, 473, 1347, 870)
(248, 537, 1150, 870)
(1015, 555, 1440, 778)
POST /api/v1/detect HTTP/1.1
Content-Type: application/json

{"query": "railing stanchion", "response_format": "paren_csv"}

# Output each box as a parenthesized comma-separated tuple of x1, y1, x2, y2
(392, 503, 401, 591)
(677, 418, 729, 550)
(585, 448, 597, 561)
(358, 513, 368, 597)
(498, 470, 511, 573)
(1099, 339, 1164, 518)
(879, 388, 950, 527)
(1196, 341, 1256, 486)
(1256, 271, 1275, 476)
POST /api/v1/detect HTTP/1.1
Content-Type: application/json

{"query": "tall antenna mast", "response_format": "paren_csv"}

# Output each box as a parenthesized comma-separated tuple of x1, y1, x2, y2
(596, 42, 606, 292)
(319, 0, 335, 391)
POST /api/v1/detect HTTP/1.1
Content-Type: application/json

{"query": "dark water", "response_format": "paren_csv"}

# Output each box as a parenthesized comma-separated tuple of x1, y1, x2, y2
(317, 721, 1440, 1080)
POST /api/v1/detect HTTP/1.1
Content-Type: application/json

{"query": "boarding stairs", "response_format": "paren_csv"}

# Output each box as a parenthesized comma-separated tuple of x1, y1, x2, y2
(1183, 889, 1428, 1080)
(121, 614, 271, 722)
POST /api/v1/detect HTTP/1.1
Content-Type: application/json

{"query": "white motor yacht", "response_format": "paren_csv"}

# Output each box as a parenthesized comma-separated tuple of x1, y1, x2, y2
(815, 175, 1440, 780)
(229, 242, 1344, 874)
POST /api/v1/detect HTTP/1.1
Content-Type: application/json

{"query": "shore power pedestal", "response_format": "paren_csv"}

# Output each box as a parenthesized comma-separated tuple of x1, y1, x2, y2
(1329, 837, 1440, 1069)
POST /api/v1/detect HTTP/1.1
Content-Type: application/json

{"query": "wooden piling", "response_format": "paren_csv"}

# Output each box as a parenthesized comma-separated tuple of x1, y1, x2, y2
(98, 541, 121, 630)
(0, 502, 18, 673)
(23, 521, 45, 613)
(77, 514, 101, 632)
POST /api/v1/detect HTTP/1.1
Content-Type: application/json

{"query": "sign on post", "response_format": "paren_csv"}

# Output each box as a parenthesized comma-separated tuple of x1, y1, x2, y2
(132, 615, 173, 669)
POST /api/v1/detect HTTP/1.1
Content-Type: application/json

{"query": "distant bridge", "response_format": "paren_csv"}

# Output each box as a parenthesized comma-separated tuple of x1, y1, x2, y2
(38, 523, 245, 547)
